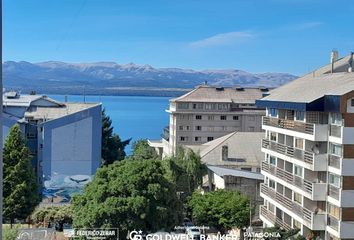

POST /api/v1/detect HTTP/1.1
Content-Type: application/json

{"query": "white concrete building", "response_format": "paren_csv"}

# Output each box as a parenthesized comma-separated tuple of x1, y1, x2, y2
(149, 85, 268, 157)
(256, 52, 354, 240)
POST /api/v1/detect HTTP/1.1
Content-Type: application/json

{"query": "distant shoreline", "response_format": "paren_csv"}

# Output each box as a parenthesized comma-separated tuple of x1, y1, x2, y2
(7, 87, 192, 98)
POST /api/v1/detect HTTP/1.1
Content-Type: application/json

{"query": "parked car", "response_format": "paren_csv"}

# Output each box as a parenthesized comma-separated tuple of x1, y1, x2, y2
(186, 227, 201, 240)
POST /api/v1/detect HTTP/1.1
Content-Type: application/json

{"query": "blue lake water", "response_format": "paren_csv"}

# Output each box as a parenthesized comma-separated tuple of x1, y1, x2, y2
(49, 95, 170, 154)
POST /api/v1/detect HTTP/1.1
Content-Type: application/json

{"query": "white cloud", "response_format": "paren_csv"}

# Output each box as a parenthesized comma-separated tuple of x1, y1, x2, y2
(291, 21, 323, 30)
(190, 31, 255, 48)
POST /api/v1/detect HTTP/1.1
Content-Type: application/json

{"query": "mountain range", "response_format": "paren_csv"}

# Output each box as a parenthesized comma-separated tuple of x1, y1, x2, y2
(3, 61, 298, 96)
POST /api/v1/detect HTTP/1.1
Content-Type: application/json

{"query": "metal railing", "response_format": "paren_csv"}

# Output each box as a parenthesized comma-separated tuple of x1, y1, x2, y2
(260, 184, 318, 224)
(262, 139, 317, 165)
(330, 124, 342, 138)
(261, 162, 314, 194)
(260, 206, 291, 231)
(328, 185, 340, 200)
(327, 215, 339, 231)
(263, 116, 315, 135)
(329, 154, 341, 169)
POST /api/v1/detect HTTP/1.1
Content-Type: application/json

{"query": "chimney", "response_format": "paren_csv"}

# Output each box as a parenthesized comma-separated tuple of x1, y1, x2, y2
(331, 50, 339, 73)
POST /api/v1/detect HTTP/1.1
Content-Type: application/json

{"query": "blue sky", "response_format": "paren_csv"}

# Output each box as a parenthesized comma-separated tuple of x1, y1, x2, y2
(4, 0, 354, 75)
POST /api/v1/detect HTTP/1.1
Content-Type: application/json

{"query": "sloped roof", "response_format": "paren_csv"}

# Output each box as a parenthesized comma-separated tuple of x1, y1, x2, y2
(171, 85, 269, 104)
(262, 72, 354, 103)
(207, 165, 264, 180)
(188, 131, 264, 166)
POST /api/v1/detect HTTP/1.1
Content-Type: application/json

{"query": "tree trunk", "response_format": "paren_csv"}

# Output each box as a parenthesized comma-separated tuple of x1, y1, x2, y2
(10, 218, 14, 229)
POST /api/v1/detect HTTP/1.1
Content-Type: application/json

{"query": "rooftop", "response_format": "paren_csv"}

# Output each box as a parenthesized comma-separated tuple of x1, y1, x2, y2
(207, 165, 264, 180)
(187, 131, 264, 166)
(171, 85, 270, 104)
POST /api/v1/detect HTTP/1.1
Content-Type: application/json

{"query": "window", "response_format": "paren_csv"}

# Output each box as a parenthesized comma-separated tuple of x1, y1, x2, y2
(186, 126, 190, 130)
(222, 145, 228, 161)
(329, 173, 340, 188)
(270, 132, 277, 141)
(194, 137, 201, 142)
(205, 103, 216, 110)
(269, 156, 276, 165)
(177, 103, 189, 109)
(330, 143, 342, 156)
(208, 115, 214, 121)
(328, 203, 340, 218)
(268, 108, 278, 117)
(331, 113, 343, 125)
(218, 103, 229, 110)
(351, 99, 354, 107)
(241, 167, 252, 172)
(193, 103, 203, 109)
(207, 137, 214, 142)
(180, 136, 187, 142)
(269, 180, 276, 189)
(294, 192, 302, 204)
(294, 165, 303, 177)
(294, 138, 304, 149)
(220, 115, 227, 120)
(195, 126, 202, 131)
(195, 115, 202, 120)
(293, 219, 301, 229)
(233, 116, 239, 120)
(295, 111, 305, 121)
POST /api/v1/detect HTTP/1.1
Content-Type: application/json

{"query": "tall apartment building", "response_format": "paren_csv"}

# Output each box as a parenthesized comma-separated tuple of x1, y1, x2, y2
(256, 52, 354, 239)
(149, 85, 268, 157)
(3, 92, 102, 202)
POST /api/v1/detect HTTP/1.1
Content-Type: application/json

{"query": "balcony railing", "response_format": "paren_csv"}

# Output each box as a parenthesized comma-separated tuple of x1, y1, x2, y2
(329, 154, 341, 169)
(328, 215, 339, 231)
(262, 139, 320, 166)
(260, 184, 321, 225)
(328, 185, 340, 200)
(261, 162, 315, 194)
(263, 116, 315, 135)
(330, 124, 342, 138)
(260, 206, 291, 231)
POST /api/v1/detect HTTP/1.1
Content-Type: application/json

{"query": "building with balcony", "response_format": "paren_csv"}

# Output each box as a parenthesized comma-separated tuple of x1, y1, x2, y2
(149, 85, 268, 157)
(256, 52, 354, 240)
(3, 92, 102, 202)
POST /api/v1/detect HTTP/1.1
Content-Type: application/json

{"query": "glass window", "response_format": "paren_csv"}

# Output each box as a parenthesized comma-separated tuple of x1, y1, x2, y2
(220, 115, 227, 120)
(331, 113, 343, 125)
(269, 180, 276, 189)
(178, 103, 189, 109)
(295, 138, 304, 149)
(268, 108, 278, 117)
(233, 116, 239, 120)
(195, 126, 202, 131)
(294, 165, 303, 177)
(270, 132, 277, 141)
(295, 111, 305, 121)
(179, 126, 183, 130)
(195, 115, 202, 120)
(293, 219, 301, 229)
(194, 137, 201, 142)
(222, 146, 228, 161)
(207, 115, 214, 121)
(328, 203, 340, 218)
(241, 167, 252, 172)
(329, 173, 341, 188)
(269, 156, 276, 165)
(331, 143, 342, 156)
(207, 137, 214, 142)
(294, 192, 302, 204)
(351, 99, 354, 107)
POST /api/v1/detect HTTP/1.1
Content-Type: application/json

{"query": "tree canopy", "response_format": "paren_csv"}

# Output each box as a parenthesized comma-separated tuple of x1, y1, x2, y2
(101, 109, 131, 165)
(3, 125, 40, 225)
(188, 190, 250, 232)
(129, 139, 159, 160)
(31, 205, 73, 231)
(72, 159, 182, 236)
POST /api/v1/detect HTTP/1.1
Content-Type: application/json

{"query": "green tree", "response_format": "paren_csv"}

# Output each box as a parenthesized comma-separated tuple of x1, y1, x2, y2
(3, 125, 40, 227)
(263, 226, 300, 240)
(188, 190, 250, 233)
(31, 205, 73, 231)
(130, 139, 159, 160)
(101, 109, 131, 165)
(166, 147, 206, 197)
(72, 159, 182, 238)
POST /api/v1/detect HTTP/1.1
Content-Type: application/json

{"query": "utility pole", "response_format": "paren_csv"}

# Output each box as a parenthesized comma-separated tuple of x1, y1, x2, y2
(0, 0, 3, 238)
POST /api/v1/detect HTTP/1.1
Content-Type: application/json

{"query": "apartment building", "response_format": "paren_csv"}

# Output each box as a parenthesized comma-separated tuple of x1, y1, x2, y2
(256, 52, 354, 239)
(3, 92, 102, 202)
(149, 85, 268, 157)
